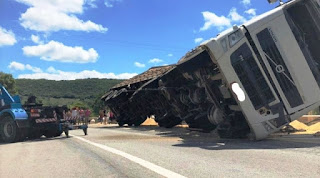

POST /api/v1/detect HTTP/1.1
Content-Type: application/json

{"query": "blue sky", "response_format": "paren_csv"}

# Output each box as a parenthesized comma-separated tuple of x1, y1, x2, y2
(0, 0, 284, 80)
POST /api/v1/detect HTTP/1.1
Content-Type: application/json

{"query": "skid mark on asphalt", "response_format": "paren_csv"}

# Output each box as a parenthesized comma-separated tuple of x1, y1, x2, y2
(72, 135, 186, 178)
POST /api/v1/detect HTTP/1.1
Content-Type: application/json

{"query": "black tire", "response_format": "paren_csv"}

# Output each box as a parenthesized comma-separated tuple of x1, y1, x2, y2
(133, 117, 146, 127)
(157, 120, 165, 127)
(164, 117, 182, 128)
(217, 129, 232, 138)
(55, 131, 63, 137)
(44, 129, 57, 138)
(217, 123, 233, 139)
(16, 128, 28, 142)
(0, 116, 19, 143)
(28, 129, 42, 139)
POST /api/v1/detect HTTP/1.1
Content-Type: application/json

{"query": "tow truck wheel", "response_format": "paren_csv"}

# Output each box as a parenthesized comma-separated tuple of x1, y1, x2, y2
(55, 131, 63, 137)
(44, 129, 56, 138)
(16, 128, 28, 142)
(29, 129, 42, 139)
(0, 116, 18, 143)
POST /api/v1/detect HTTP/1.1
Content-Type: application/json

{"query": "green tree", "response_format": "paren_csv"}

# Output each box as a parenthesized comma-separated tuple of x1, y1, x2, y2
(0, 72, 17, 94)
(69, 101, 89, 110)
(92, 93, 106, 116)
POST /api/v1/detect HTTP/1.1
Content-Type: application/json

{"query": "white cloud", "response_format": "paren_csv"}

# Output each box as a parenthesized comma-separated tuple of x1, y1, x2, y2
(200, 8, 248, 31)
(241, 0, 251, 6)
(200, 11, 231, 31)
(86, 0, 97, 8)
(46, 66, 58, 73)
(105, 0, 122, 8)
(22, 40, 99, 63)
(18, 69, 137, 80)
(229, 8, 247, 23)
(105, 1, 113, 7)
(245, 8, 257, 17)
(16, 0, 107, 32)
(31, 34, 43, 44)
(168, 54, 173, 57)
(10, 64, 136, 80)
(8, 61, 25, 71)
(0, 26, 17, 47)
(148, 58, 163, 64)
(194, 38, 204, 44)
(134, 62, 146, 68)
(25, 64, 43, 73)
(8, 61, 42, 73)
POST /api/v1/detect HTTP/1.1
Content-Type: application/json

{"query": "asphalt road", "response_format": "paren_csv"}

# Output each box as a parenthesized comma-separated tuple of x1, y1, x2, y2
(0, 125, 320, 178)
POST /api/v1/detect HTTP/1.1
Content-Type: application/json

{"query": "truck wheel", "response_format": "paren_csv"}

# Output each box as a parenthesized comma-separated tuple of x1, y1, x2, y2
(29, 129, 42, 139)
(44, 130, 56, 138)
(133, 117, 146, 127)
(164, 117, 182, 128)
(0, 116, 18, 143)
(55, 131, 63, 137)
(217, 124, 232, 139)
(16, 128, 28, 142)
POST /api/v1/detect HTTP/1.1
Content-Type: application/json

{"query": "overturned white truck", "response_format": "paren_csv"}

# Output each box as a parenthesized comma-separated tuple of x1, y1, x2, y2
(103, 0, 320, 139)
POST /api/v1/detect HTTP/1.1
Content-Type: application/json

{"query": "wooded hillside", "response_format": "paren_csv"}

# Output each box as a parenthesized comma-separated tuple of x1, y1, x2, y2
(15, 78, 122, 114)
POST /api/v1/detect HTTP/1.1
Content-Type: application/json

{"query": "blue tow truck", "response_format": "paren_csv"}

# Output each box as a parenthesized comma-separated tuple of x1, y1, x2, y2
(0, 83, 88, 143)
(0, 84, 29, 142)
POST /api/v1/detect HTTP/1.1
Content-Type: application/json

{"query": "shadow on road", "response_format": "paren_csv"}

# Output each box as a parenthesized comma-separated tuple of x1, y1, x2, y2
(0, 135, 70, 145)
(92, 124, 320, 151)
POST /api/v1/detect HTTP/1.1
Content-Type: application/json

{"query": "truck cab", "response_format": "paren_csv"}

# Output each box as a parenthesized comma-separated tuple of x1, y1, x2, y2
(202, 0, 320, 139)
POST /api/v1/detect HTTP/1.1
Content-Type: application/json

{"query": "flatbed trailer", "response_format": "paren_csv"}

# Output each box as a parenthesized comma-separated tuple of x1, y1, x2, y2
(24, 96, 88, 139)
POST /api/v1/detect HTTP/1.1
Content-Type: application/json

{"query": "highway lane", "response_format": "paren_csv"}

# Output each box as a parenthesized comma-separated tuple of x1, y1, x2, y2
(1, 125, 320, 178)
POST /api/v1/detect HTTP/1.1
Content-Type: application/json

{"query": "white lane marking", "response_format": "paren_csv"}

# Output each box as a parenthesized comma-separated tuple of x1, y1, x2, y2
(72, 135, 186, 178)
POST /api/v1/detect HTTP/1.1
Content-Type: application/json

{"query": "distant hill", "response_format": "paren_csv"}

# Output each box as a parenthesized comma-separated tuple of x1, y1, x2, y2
(15, 78, 123, 112)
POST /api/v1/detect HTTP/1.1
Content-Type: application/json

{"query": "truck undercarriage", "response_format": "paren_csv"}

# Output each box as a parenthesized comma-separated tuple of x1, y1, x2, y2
(103, 49, 250, 138)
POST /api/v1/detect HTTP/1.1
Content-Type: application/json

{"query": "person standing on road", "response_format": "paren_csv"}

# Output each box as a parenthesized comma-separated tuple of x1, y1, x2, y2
(85, 109, 91, 124)
(109, 111, 114, 121)
(103, 109, 107, 125)
(66, 109, 72, 119)
(71, 107, 78, 124)
(106, 111, 110, 124)
(99, 110, 104, 124)
(79, 108, 85, 123)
